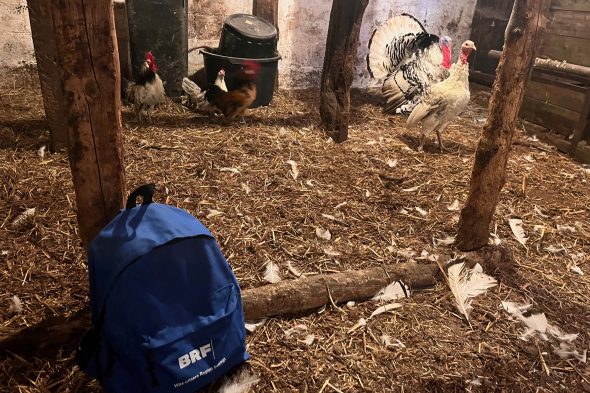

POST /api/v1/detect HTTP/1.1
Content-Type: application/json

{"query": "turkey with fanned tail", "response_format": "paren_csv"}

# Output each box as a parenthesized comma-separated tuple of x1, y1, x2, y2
(367, 13, 453, 116)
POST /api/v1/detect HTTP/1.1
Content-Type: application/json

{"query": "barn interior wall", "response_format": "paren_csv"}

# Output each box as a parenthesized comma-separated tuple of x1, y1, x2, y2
(1, 0, 477, 89)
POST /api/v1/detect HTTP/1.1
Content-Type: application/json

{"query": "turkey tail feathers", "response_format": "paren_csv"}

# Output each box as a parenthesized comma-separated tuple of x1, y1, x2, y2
(367, 13, 427, 80)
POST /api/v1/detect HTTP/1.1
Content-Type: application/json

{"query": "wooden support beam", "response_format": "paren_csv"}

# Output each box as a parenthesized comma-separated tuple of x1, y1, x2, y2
(455, 0, 551, 251)
(252, 0, 279, 89)
(319, 0, 369, 143)
(50, 0, 126, 246)
(569, 91, 590, 153)
(27, 1, 69, 151)
(488, 49, 590, 79)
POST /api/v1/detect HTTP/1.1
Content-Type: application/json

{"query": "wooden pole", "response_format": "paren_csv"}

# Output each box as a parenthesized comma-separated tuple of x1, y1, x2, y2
(319, 0, 369, 143)
(455, 0, 551, 251)
(50, 0, 126, 246)
(252, 0, 279, 89)
(27, 1, 69, 151)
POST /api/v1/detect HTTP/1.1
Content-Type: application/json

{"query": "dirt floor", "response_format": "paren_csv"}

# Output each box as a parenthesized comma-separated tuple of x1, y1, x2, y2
(0, 69, 589, 392)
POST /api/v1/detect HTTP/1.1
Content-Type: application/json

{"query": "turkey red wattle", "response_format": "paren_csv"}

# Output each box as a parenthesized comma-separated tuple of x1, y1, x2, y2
(441, 45, 452, 69)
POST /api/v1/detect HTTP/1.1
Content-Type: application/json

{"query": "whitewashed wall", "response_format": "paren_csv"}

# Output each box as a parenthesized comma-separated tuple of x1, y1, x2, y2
(0, 0, 34, 68)
(0, 0, 477, 88)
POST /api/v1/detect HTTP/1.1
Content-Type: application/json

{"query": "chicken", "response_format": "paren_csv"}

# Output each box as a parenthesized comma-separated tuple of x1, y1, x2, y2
(182, 68, 228, 114)
(122, 51, 166, 122)
(406, 40, 476, 152)
(183, 61, 260, 123)
(186, 66, 227, 91)
(367, 14, 453, 115)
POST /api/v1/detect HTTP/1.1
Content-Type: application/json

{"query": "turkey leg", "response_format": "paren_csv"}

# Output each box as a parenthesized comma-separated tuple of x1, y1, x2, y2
(417, 133, 426, 152)
(436, 129, 445, 152)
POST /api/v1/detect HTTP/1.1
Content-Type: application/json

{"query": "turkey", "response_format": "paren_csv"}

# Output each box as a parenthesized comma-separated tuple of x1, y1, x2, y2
(407, 40, 476, 152)
(367, 13, 453, 116)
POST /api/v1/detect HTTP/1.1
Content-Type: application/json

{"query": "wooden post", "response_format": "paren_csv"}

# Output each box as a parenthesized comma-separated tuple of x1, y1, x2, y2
(455, 0, 551, 251)
(319, 0, 369, 143)
(27, 1, 69, 151)
(49, 0, 126, 246)
(113, 0, 133, 81)
(252, 0, 279, 89)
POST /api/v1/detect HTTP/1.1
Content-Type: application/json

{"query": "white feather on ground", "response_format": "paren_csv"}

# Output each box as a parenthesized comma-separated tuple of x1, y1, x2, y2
(263, 261, 281, 284)
(369, 302, 403, 319)
(244, 319, 266, 333)
(287, 261, 302, 277)
(11, 208, 35, 229)
(372, 280, 410, 302)
(217, 368, 260, 393)
(502, 301, 586, 362)
(508, 218, 528, 246)
(446, 262, 497, 322)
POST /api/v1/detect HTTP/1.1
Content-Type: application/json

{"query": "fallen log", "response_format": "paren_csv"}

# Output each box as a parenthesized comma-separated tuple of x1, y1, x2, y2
(0, 261, 439, 360)
(242, 261, 440, 320)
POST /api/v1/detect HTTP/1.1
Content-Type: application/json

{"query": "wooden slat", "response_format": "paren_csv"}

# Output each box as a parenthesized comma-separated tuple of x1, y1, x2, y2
(551, 0, 590, 12)
(540, 33, 590, 67)
(520, 97, 579, 135)
(525, 79, 586, 111)
(548, 10, 590, 39)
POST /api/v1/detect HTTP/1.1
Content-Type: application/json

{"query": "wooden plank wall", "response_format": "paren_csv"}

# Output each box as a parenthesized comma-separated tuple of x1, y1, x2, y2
(470, 0, 590, 139)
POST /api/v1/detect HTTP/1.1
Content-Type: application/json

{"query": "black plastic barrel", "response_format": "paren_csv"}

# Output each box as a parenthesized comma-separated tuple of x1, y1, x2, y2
(201, 49, 280, 108)
(219, 14, 278, 59)
(126, 0, 188, 97)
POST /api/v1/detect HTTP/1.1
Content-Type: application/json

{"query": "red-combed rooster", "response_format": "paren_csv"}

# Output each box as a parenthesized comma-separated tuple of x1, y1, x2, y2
(367, 14, 453, 116)
(182, 61, 260, 123)
(407, 40, 476, 152)
(122, 51, 166, 122)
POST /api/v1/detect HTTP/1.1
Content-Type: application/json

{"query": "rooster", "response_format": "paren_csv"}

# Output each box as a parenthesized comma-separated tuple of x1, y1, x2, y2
(367, 14, 453, 116)
(182, 61, 260, 123)
(407, 40, 476, 152)
(122, 51, 166, 122)
(182, 69, 228, 114)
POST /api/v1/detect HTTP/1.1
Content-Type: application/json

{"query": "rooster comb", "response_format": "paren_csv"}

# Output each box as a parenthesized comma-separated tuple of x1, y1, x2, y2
(146, 51, 155, 64)
(243, 60, 261, 72)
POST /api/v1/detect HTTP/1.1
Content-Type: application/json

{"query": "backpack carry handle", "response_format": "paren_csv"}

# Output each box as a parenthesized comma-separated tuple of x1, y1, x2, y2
(126, 183, 156, 209)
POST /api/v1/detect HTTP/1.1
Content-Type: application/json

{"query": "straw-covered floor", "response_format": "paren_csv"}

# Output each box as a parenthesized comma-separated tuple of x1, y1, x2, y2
(1, 69, 589, 392)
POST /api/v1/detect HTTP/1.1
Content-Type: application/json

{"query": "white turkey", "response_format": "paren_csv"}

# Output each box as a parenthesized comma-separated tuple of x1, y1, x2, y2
(367, 13, 453, 116)
(407, 40, 477, 152)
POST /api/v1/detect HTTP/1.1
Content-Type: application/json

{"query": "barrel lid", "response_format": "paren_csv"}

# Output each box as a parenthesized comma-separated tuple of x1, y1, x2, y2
(223, 14, 277, 41)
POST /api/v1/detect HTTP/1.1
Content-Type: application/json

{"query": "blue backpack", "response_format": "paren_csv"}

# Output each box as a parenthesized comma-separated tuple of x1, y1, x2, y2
(76, 184, 249, 392)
